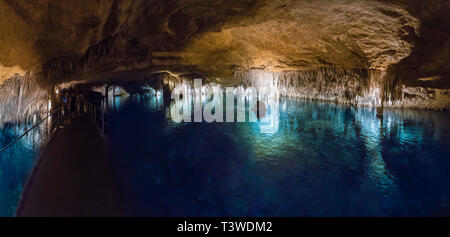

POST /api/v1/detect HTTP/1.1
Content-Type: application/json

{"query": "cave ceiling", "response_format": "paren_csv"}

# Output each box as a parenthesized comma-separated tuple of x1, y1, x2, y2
(0, 0, 448, 87)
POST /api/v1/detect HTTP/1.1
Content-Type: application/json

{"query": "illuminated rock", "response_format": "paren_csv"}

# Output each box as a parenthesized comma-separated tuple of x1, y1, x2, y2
(0, 0, 448, 119)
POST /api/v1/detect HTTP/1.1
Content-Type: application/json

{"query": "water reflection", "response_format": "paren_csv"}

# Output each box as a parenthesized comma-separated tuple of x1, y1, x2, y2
(0, 119, 51, 216)
(107, 95, 450, 216)
(167, 85, 281, 134)
(106, 88, 163, 112)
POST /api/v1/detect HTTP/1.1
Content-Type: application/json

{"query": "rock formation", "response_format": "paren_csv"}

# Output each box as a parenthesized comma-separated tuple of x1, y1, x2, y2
(0, 0, 449, 123)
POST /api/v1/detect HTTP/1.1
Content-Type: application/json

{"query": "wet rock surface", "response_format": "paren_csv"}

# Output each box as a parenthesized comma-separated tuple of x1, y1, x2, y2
(0, 0, 448, 118)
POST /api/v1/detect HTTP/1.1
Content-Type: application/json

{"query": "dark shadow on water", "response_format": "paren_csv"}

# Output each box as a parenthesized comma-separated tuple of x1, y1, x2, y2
(106, 95, 450, 217)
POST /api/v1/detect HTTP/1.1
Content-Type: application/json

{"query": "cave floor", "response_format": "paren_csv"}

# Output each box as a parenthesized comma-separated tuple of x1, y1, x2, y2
(16, 115, 125, 217)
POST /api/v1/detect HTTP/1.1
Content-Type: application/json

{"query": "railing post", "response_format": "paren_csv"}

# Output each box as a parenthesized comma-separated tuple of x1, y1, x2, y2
(102, 110, 105, 133)
(32, 128, 35, 152)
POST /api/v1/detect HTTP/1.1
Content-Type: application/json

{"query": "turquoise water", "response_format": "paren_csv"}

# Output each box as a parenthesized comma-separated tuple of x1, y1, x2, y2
(0, 119, 51, 216)
(106, 94, 450, 216)
(1, 92, 448, 217)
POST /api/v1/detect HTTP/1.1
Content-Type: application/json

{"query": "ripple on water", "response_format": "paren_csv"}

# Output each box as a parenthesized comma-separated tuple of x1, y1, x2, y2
(106, 95, 450, 216)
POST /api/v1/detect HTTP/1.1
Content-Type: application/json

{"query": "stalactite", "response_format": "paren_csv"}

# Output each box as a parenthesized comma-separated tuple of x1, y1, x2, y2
(41, 35, 125, 85)
(234, 68, 380, 107)
(156, 68, 450, 110)
(234, 68, 450, 110)
(381, 70, 403, 105)
(0, 73, 48, 126)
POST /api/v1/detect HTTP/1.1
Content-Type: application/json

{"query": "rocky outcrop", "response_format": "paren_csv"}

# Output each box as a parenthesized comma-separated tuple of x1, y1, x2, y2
(390, 0, 450, 90)
(183, 0, 420, 79)
(0, 0, 448, 117)
(0, 0, 123, 83)
(40, 35, 149, 86)
(0, 0, 437, 80)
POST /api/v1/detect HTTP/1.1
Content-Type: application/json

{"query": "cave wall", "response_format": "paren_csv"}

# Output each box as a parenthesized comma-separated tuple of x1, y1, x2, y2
(237, 69, 450, 110)
(0, 0, 448, 120)
(160, 69, 450, 110)
(0, 73, 48, 126)
(0, 0, 433, 81)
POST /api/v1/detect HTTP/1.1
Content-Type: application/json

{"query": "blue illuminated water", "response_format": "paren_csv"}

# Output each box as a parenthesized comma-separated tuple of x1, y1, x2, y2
(109, 94, 450, 216)
(0, 120, 51, 216)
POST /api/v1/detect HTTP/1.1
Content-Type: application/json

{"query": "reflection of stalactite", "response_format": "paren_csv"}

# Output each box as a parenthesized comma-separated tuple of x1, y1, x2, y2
(0, 73, 48, 126)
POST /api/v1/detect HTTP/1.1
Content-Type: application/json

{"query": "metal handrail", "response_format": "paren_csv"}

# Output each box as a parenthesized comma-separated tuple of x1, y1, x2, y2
(0, 110, 59, 153)
(0, 99, 110, 153)
(85, 100, 109, 134)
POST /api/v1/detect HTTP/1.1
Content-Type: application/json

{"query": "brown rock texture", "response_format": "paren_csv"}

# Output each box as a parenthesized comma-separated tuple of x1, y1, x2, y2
(0, 0, 122, 82)
(0, 0, 434, 80)
(183, 0, 420, 79)
(0, 0, 448, 115)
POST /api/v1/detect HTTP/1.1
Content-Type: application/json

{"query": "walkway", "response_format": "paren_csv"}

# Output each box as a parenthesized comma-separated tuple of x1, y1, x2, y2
(17, 115, 125, 216)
